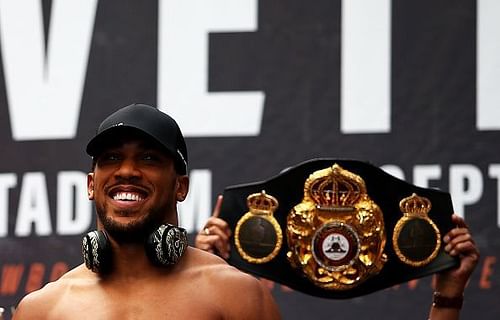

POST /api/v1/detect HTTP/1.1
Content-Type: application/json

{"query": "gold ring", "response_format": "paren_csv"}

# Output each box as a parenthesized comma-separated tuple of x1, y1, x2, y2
(203, 227, 210, 235)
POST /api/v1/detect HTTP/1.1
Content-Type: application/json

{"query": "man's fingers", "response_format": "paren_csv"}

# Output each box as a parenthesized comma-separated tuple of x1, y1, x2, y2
(198, 234, 230, 259)
(205, 216, 231, 237)
(196, 241, 215, 254)
(454, 241, 479, 257)
(214, 238, 231, 259)
(196, 195, 231, 259)
(444, 234, 473, 254)
(204, 225, 230, 242)
(197, 222, 231, 258)
(451, 213, 469, 229)
(212, 195, 223, 218)
(443, 227, 473, 244)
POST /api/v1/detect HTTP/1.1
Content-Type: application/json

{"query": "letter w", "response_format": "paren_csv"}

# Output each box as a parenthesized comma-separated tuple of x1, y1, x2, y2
(0, 0, 98, 140)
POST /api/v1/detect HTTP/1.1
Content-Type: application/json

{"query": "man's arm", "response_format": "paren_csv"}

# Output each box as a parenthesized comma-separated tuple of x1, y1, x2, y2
(12, 289, 52, 320)
(428, 214, 480, 320)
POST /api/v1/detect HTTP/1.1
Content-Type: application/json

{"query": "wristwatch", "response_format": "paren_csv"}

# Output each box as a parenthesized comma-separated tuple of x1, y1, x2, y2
(432, 291, 464, 309)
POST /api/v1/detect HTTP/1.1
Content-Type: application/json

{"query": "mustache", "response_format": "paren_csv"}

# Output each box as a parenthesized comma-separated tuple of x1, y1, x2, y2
(104, 177, 150, 194)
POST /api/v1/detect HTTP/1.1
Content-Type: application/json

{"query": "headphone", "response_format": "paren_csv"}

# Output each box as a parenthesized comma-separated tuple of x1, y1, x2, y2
(82, 224, 188, 274)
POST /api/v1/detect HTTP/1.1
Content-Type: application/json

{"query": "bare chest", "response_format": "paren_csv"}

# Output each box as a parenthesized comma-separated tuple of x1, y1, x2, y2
(50, 282, 220, 320)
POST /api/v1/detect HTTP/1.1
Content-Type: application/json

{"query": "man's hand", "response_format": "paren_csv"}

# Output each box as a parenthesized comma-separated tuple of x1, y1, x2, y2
(195, 195, 232, 259)
(435, 214, 480, 296)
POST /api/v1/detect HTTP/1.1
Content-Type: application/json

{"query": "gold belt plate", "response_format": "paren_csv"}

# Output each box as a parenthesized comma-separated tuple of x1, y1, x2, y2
(286, 164, 387, 290)
(235, 191, 283, 264)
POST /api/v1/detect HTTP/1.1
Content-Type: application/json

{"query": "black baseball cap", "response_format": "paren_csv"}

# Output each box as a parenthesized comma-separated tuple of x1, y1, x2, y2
(86, 103, 188, 175)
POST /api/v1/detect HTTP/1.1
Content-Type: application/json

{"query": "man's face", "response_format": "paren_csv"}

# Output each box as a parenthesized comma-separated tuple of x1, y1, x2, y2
(87, 134, 187, 243)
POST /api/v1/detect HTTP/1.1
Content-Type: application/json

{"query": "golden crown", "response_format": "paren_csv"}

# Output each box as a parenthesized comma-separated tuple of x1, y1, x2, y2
(307, 164, 367, 209)
(246, 190, 278, 214)
(399, 193, 431, 217)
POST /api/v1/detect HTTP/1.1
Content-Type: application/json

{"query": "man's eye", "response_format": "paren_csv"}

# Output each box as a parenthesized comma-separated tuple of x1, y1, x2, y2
(142, 154, 158, 161)
(100, 153, 120, 162)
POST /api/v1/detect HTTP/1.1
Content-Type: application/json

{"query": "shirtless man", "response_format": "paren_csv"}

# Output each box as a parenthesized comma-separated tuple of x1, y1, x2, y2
(196, 196, 480, 320)
(13, 104, 281, 320)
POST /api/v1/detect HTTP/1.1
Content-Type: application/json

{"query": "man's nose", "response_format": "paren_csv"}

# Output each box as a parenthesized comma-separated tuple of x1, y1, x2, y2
(115, 158, 141, 178)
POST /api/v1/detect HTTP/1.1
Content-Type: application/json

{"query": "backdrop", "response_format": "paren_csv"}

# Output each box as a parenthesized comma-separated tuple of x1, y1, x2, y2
(0, 1, 498, 319)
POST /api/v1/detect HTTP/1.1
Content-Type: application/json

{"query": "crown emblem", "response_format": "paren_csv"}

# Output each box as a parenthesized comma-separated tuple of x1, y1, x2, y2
(399, 193, 431, 217)
(247, 190, 279, 215)
(307, 164, 367, 209)
(236, 190, 282, 264)
(393, 193, 440, 267)
(287, 163, 386, 290)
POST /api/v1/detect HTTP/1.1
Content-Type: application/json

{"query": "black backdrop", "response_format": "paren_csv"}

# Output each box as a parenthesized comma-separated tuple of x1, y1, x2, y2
(0, 1, 498, 319)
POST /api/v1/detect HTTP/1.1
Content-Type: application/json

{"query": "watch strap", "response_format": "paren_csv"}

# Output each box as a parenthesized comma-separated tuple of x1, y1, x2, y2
(433, 291, 464, 309)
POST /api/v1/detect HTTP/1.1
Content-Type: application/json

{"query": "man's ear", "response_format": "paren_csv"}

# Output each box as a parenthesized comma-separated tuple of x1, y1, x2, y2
(87, 173, 95, 200)
(175, 175, 189, 202)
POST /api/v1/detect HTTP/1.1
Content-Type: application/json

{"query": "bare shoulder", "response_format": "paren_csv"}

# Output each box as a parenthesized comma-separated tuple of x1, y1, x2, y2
(182, 248, 281, 319)
(13, 265, 92, 319)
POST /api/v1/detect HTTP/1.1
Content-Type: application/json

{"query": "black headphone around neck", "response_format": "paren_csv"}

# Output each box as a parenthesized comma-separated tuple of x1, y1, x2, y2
(82, 224, 188, 274)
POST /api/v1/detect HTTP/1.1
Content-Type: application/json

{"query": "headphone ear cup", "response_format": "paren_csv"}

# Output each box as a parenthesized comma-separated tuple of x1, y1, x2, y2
(145, 224, 188, 267)
(82, 230, 112, 274)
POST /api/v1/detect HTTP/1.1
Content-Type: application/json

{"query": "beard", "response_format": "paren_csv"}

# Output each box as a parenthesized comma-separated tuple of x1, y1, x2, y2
(96, 200, 172, 244)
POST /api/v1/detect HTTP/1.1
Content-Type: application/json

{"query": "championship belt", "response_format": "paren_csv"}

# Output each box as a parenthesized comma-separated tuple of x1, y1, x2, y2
(219, 159, 458, 299)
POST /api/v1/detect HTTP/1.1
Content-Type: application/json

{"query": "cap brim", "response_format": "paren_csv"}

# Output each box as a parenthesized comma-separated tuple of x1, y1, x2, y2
(86, 125, 175, 158)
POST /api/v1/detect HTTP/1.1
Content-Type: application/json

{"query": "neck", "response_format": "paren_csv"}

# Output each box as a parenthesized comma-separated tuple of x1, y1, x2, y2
(107, 240, 164, 280)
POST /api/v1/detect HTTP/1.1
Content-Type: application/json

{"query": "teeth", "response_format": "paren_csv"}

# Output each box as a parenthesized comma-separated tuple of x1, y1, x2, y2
(113, 192, 143, 201)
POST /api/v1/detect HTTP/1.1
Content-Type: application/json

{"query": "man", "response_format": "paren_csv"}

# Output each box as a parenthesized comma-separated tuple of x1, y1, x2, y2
(196, 195, 479, 320)
(13, 104, 281, 319)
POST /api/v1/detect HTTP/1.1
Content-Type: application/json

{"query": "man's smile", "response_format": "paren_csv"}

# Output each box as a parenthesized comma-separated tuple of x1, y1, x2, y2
(107, 185, 150, 211)
(112, 191, 144, 202)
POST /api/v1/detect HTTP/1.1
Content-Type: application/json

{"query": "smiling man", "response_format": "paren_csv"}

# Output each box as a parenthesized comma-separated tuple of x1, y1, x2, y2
(13, 103, 281, 320)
